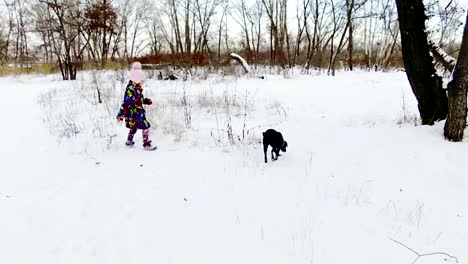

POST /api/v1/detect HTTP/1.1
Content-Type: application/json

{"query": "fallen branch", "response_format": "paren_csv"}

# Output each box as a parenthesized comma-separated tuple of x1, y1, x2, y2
(230, 53, 250, 73)
(389, 237, 459, 264)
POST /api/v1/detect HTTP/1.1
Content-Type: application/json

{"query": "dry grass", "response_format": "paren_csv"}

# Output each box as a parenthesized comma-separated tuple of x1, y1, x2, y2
(0, 63, 59, 76)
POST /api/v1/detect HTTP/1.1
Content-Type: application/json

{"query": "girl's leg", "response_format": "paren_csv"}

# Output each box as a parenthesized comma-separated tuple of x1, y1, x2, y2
(142, 129, 151, 147)
(126, 128, 137, 145)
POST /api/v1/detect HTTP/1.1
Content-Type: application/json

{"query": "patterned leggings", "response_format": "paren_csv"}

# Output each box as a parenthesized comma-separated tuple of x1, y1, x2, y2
(127, 128, 151, 146)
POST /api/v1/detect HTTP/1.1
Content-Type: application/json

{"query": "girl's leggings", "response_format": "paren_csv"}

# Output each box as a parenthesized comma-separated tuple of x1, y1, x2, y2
(127, 128, 151, 145)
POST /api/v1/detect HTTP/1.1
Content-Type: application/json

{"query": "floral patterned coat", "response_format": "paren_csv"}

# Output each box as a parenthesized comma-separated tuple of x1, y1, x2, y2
(117, 81, 151, 129)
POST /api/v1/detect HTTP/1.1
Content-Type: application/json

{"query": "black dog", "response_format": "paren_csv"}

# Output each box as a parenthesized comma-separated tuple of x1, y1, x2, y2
(263, 129, 288, 163)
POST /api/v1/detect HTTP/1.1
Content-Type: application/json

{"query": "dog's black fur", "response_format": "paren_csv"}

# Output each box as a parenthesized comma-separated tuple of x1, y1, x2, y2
(263, 129, 288, 163)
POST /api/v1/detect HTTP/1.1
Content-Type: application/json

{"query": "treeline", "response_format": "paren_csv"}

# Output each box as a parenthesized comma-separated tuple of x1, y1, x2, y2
(0, 0, 465, 79)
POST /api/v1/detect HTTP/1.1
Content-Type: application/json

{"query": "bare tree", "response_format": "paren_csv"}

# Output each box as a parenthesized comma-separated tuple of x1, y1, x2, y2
(15, 0, 30, 68)
(306, 0, 338, 69)
(1, 0, 16, 65)
(396, 0, 448, 125)
(261, 0, 289, 66)
(154, 2, 176, 55)
(170, 0, 183, 54)
(127, 2, 146, 59)
(39, 0, 87, 80)
(217, 0, 228, 62)
(359, 0, 400, 69)
(380, 2, 400, 69)
(184, 0, 191, 55)
(327, 0, 347, 76)
(232, 0, 253, 60)
(2, 0, 31, 68)
(305, 0, 320, 69)
(433, 0, 466, 51)
(0, 0, 460, 72)
(292, 0, 310, 66)
(245, 0, 264, 63)
(142, 3, 162, 56)
(425, 0, 465, 72)
(82, 0, 118, 67)
(193, 0, 219, 54)
(346, 0, 354, 70)
(362, 0, 384, 68)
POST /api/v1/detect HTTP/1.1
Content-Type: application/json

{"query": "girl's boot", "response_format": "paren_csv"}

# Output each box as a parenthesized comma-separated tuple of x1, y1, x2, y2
(126, 128, 137, 146)
(142, 129, 157, 151)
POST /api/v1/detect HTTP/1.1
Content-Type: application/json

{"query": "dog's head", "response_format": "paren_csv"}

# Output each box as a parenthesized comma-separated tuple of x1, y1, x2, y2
(281, 140, 288, 152)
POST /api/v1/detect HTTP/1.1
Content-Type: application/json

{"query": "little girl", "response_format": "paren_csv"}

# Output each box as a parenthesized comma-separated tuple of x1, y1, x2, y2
(117, 62, 157, 150)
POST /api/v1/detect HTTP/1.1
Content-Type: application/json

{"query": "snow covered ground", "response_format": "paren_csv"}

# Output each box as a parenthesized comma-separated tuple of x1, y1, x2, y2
(0, 70, 467, 264)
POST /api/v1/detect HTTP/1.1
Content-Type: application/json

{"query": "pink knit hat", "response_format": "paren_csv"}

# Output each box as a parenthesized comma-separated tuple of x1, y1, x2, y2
(129, 62, 145, 84)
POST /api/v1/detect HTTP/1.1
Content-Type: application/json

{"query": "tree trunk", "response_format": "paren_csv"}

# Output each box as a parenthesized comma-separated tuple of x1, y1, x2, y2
(444, 12, 468, 141)
(270, 23, 274, 64)
(171, 0, 183, 54)
(396, 0, 448, 125)
(348, 21, 353, 71)
(185, 0, 191, 55)
(346, 0, 354, 71)
(306, 0, 319, 70)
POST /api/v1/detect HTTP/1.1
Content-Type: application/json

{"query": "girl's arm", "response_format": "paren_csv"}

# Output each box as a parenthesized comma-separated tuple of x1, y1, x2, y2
(117, 88, 135, 119)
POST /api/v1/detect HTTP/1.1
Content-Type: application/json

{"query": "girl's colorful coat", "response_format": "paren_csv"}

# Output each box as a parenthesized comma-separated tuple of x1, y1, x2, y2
(117, 81, 151, 129)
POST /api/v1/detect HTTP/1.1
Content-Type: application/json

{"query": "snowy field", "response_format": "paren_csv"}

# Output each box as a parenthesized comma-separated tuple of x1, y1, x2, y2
(0, 70, 467, 264)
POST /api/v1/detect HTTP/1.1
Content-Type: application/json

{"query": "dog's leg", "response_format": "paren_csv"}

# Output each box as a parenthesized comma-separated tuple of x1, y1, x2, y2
(263, 143, 268, 163)
(271, 149, 276, 161)
(273, 149, 281, 160)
